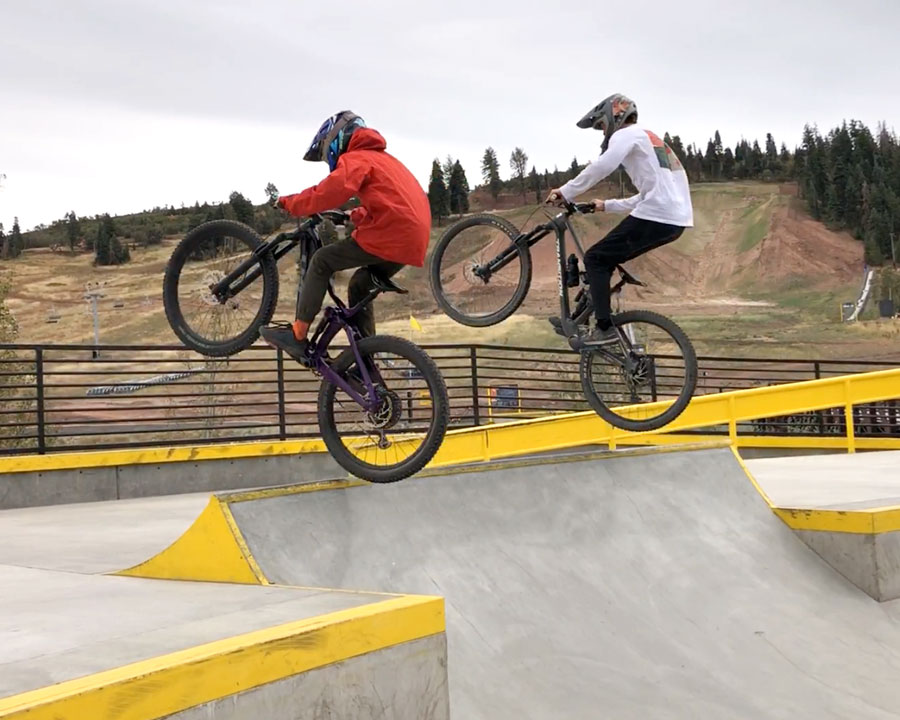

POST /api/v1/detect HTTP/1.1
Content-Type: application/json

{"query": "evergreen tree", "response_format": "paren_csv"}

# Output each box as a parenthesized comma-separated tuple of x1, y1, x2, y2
(481, 147, 502, 201)
(552, 166, 562, 187)
(529, 166, 541, 203)
(705, 138, 719, 180)
(442, 155, 455, 189)
(264, 183, 279, 204)
(509, 147, 529, 202)
(66, 211, 81, 253)
(9, 218, 23, 258)
(0, 223, 6, 260)
(750, 140, 764, 177)
(568, 156, 580, 181)
(722, 147, 735, 179)
(427, 159, 450, 222)
(765, 133, 779, 175)
(448, 160, 470, 215)
(229, 191, 255, 227)
(779, 143, 793, 179)
(94, 214, 129, 265)
(669, 134, 686, 160)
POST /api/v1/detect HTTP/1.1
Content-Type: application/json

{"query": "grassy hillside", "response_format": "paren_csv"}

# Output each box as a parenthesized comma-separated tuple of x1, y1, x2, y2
(2, 182, 897, 361)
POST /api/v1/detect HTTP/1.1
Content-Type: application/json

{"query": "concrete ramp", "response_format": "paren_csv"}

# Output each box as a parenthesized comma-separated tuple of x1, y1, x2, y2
(142, 445, 900, 719)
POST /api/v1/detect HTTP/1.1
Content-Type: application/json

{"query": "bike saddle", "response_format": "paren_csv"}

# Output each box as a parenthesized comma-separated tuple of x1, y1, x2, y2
(370, 270, 409, 295)
(616, 265, 646, 287)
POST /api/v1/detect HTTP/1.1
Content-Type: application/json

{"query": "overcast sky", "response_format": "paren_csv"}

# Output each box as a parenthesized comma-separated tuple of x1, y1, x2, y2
(2, 0, 899, 232)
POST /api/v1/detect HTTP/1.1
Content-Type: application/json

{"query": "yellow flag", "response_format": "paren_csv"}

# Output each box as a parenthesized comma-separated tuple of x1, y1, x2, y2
(409, 315, 423, 332)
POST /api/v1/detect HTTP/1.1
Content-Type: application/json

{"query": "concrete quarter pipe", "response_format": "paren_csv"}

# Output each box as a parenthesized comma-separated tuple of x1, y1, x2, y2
(213, 446, 900, 719)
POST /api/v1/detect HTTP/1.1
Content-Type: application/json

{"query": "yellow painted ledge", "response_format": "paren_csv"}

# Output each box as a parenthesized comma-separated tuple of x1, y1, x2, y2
(772, 506, 900, 534)
(731, 446, 900, 535)
(0, 595, 445, 720)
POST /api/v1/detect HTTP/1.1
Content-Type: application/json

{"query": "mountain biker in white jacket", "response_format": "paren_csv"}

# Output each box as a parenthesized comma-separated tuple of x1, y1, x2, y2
(547, 93, 693, 345)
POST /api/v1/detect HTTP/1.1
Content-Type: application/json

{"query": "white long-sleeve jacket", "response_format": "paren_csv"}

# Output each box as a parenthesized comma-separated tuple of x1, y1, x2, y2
(560, 124, 694, 227)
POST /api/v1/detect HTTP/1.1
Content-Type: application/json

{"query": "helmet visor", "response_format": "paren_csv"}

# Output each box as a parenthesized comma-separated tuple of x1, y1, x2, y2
(304, 117, 335, 163)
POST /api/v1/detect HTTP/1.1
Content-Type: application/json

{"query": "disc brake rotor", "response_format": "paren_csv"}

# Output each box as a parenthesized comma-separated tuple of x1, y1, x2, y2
(365, 388, 402, 431)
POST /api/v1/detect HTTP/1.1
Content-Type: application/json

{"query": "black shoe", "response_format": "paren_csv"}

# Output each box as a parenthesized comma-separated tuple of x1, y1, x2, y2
(582, 326, 619, 347)
(549, 315, 589, 337)
(548, 316, 565, 336)
(259, 323, 312, 366)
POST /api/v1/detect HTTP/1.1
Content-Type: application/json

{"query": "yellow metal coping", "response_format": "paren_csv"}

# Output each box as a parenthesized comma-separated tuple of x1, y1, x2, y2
(0, 595, 444, 720)
(2, 367, 898, 476)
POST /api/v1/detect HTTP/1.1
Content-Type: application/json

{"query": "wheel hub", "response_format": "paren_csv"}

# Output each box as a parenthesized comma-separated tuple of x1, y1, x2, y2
(200, 270, 238, 309)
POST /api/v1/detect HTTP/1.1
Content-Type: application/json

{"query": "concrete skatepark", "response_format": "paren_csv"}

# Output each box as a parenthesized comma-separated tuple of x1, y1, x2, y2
(3, 438, 900, 718)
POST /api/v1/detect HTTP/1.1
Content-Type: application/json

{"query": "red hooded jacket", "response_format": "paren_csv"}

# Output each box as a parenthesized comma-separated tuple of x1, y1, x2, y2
(278, 128, 431, 267)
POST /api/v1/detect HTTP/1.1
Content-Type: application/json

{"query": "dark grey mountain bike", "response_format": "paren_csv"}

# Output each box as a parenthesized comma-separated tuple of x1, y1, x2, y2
(429, 201, 697, 432)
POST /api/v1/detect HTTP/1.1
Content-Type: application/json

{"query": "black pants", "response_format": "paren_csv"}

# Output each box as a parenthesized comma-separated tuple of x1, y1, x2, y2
(297, 238, 404, 338)
(583, 215, 684, 328)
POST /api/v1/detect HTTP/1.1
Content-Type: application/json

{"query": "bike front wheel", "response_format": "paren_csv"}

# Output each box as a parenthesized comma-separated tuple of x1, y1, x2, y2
(318, 335, 450, 483)
(579, 310, 697, 432)
(163, 220, 279, 356)
(429, 214, 532, 327)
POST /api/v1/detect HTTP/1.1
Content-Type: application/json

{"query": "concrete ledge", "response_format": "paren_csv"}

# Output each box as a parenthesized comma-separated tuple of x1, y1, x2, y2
(167, 634, 448, 720)
(792, 528, 900, 601)
(736, 450, 900, 602)
(0, 595, 446, 720)
(0, 452, 342, 510)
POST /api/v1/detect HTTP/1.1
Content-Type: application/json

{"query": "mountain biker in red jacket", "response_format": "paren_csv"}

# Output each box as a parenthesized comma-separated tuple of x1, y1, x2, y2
(260, 111, 431, 364)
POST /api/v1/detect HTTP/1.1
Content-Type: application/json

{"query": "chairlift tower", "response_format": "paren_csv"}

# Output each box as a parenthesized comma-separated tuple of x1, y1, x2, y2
(83, 281, 106, 358)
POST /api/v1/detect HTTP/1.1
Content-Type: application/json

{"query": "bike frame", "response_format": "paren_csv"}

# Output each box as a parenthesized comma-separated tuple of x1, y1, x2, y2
(473, 203, 633, 354)
(207, 212, 387, 413)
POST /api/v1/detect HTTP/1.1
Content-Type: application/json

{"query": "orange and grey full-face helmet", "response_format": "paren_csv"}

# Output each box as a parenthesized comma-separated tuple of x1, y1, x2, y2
(576, 94, 638, 151)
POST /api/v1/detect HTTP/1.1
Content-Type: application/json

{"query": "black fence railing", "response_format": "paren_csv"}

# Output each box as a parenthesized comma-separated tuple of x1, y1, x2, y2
(0, 343, 897, 455)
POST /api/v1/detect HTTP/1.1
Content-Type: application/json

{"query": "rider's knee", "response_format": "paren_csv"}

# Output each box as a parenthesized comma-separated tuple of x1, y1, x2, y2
(584, 245, 614, 269)
(308, 247, 337, 276)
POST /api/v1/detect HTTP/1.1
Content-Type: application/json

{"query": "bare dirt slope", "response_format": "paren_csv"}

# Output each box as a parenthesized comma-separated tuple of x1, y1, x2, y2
(1, 182, 888, 359)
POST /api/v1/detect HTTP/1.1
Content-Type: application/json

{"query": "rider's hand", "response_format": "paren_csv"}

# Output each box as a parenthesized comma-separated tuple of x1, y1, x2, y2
(545, 189, 566, 206)
(592, 199, 606, 212)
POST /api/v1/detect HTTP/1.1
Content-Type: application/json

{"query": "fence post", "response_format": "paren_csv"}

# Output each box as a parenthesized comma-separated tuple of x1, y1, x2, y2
(844, 377, 856, 453)
(470, 347, 480, 427)
(814, 362, 825, 435)
(35, 348, 46, 454)
(276, 349, 287, 441)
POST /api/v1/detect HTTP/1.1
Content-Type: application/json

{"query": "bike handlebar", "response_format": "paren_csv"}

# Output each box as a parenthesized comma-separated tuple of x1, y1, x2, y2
(561, 200, 596, 215)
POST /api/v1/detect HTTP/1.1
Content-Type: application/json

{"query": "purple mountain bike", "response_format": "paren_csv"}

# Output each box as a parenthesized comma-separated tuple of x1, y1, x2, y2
(162, 212, 449, 483)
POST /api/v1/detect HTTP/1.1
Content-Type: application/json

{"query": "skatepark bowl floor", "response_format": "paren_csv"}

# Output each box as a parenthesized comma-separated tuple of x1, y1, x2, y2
(2, 443, 900, 718)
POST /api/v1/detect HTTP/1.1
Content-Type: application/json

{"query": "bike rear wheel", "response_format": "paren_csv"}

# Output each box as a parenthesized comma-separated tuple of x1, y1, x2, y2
(163, 220, 279, 356)
(318, 335, 449, 483)
(429, 214, 532, 327)
(579, 309, 697, 432)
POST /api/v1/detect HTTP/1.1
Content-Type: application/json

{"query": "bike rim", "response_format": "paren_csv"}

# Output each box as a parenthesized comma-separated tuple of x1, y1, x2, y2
(583, 317, 691, 426)
(175, 231, 267, 346)
(328, 351, 439, 469)
(437, 223, 525, 321)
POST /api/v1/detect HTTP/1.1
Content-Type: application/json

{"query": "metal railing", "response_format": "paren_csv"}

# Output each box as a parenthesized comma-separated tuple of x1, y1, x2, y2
(0, 343, 897, 455)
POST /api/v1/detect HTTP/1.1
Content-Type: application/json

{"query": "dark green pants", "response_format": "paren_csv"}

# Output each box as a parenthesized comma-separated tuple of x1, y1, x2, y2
(296, 238, 404, 338)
